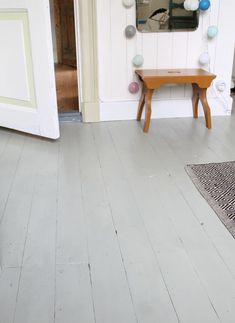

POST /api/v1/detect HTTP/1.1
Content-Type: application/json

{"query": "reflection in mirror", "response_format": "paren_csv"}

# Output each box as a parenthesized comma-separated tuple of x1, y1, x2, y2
(136, 0, 199, 33)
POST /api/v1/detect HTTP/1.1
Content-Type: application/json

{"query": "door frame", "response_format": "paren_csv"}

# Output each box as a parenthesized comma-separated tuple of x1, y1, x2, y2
(74, 0, 100, 122)
(51, 0, 100, 122)
(73, 0, 82, 115)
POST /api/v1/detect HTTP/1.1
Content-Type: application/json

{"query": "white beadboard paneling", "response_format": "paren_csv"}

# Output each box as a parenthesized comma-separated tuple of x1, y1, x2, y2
(100, 97, 231, 122)
(142, 33, 158, 69)
(157, 32, 173, 68)
(205, 3, 220, 98)
(96, 0, 235, 119)
(184, 15, 204, 98)
(110, 0, 127, 100)
(171, 32, 188, 98)
(214, 0, 235, 99)
(156, 32, 173, 99)
(142, 32, 158, 100)
(96, 0, 112, 101)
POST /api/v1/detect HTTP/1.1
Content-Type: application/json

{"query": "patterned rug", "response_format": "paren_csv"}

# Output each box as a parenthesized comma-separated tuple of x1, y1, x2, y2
(185, 161, 235, 238)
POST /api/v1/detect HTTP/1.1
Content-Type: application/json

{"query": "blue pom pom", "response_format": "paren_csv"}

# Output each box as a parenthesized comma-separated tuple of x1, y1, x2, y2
(207, 26, 218, 38)
(199, 0, 211, 11)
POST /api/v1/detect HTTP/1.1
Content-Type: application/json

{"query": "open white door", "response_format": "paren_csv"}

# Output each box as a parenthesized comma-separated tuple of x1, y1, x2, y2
(0, 0, 59, 139)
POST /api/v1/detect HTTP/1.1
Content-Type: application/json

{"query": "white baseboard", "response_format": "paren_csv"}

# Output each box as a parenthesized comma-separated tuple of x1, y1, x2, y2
(100, 97, 233, 121)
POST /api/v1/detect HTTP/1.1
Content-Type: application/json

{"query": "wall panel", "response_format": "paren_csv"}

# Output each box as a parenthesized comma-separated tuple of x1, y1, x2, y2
(0, 11, 36, 108)
(96, 0, 235, 121)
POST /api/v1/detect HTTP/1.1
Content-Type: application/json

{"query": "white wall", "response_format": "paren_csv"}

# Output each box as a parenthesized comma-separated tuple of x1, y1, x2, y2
(96, 0, 235, 121)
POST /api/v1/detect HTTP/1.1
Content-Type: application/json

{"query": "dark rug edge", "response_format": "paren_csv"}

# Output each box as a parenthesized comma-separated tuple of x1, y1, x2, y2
(185, 164, 235, 239)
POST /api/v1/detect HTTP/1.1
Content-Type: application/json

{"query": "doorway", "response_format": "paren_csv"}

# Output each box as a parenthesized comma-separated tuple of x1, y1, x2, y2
(50, 0, 79, 113)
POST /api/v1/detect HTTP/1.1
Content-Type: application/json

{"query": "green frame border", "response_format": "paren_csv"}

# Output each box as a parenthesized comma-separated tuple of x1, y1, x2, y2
(0, 11, 36, 108)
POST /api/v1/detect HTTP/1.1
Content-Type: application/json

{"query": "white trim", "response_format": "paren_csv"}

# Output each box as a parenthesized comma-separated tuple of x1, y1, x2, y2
(100, 97, 233, 121)
(74, 0, 83, 108)
(77, 0, 100, 122)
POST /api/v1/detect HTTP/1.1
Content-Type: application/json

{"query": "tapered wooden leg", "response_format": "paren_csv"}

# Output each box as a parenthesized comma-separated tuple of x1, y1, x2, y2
(143, 89, 154, 133)
(199, 88, 212, 129)
(137, 85, 146, 121)
(192, 83, 199, 118)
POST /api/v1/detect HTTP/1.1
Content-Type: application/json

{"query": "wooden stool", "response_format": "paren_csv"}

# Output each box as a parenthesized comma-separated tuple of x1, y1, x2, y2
(135, 68, 216, 133)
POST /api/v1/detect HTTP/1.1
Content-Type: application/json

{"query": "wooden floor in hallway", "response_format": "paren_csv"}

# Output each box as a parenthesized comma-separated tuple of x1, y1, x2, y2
(1, 112, 235, 323)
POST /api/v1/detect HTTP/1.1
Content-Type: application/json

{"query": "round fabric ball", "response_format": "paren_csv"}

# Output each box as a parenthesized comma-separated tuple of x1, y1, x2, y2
(122, 0, 134, 8)
(207, 25, 218, 38)
(216, 80, 226, 92)
(132, 55, 144, 67)
(184, 2, 190, 10)
(199, 0, 211, 11)
(125, 25, 136, 38)
(128, 82, 139, 94)
(184, 0, 199, 11)
(199, 52, 210, 65)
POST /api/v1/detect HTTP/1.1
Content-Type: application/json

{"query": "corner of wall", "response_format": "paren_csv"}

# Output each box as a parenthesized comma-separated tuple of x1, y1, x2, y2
(82, 102, 100, 122)
(77, 0, 100, 122)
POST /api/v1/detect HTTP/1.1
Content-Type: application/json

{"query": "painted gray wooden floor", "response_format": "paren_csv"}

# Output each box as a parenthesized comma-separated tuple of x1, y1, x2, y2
(1, 113, 235, 323)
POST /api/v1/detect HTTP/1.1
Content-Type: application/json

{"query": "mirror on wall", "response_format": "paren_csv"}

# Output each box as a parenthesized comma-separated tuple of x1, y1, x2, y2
(136, 0, 199, 32)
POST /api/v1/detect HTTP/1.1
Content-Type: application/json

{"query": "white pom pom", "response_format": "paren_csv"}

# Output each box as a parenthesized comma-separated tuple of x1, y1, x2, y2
(216, 80, 226, 92)
(199, 52, 210, 65)
(122, 0, 134, 8)
(184, 0, 199, 11)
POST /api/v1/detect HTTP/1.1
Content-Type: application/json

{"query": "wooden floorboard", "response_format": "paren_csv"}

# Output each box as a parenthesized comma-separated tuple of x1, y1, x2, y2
(55, 125, 94, 323)
(106, 121, 221, 323)
(1, 112, 235, 323)
(55, 64, 79, 113)
(152, 117, 235, 277)
(92, 124, 179, 323)
(0, 268, 20, 323)
(0, 134, 25, 223)
(75, 124, 137, 323)
(13, 140, 59, 323)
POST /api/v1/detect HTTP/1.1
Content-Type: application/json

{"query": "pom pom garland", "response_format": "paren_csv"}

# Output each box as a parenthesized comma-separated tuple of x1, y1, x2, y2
(128, 82, 140, 94)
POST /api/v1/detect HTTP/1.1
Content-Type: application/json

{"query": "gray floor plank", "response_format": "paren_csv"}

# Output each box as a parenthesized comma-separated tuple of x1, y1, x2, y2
(0, 129, 10, 159)
(13, 139, 59, 323)
(0, 268, 20, 323)
(76, 124, 138, 323)
(56, 125, 89, 265)
(55, 264, 95, 323)
(0, 134, 25, 221)
(55, 124, 95, 323)
(107, 121, 221, 323)
(92, 124, 179, 323)
(0, 137, 41, 267)
(146, 118, 235, 322)
(149, 117, 235, 278)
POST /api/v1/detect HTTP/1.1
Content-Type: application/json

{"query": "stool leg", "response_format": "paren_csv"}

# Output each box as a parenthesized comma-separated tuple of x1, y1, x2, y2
(199, 88, 212, 129)
(192, 83, 199, 118)
(137, 85, 146, 121)
(143, 89, 154, 133)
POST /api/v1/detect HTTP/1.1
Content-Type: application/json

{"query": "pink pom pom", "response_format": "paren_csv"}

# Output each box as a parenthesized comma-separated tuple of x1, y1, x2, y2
(128, 82, 139, 94)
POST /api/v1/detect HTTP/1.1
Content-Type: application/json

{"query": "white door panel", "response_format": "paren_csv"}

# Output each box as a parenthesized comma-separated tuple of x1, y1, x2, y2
(0, 0, 59, 139)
